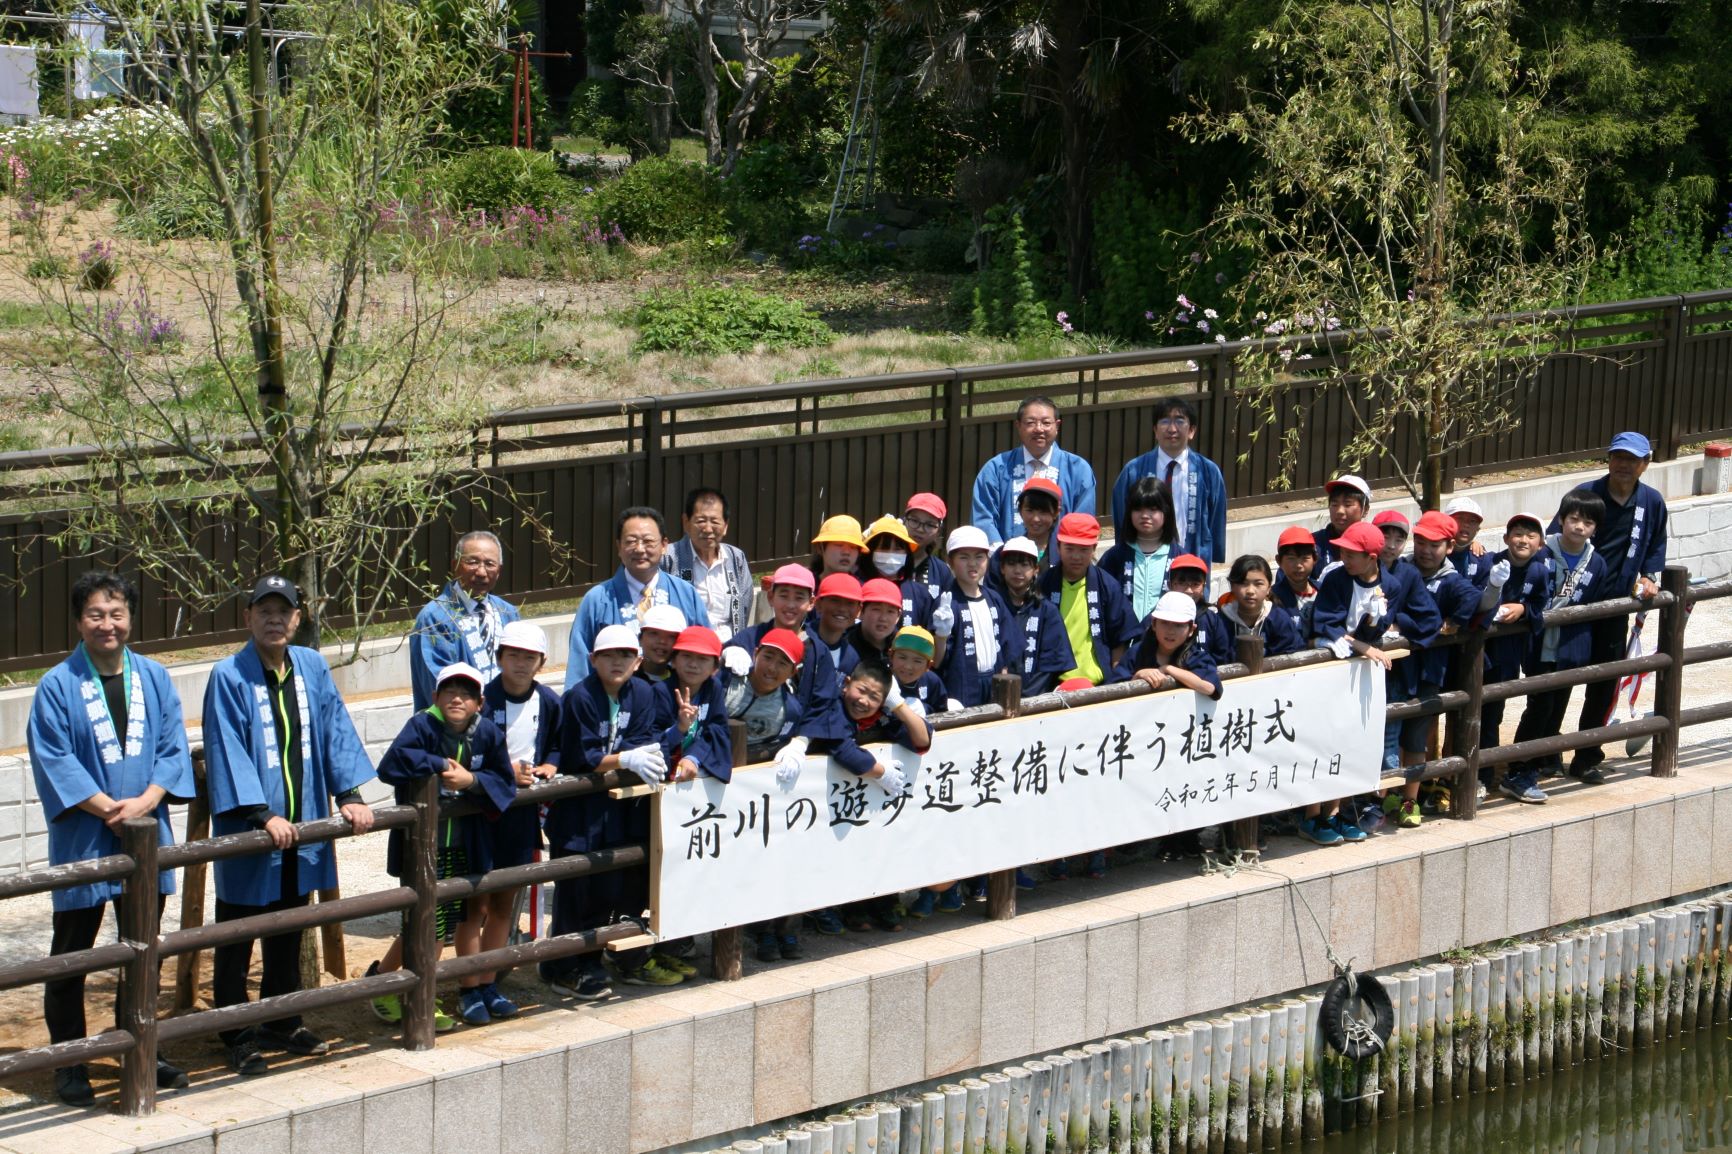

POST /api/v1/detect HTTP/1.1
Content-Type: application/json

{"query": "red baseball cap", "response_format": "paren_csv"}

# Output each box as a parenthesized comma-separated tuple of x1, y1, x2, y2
(1057, 676, 1096, 692)
(769, 563, 817, 592)
(760, 628, 805, 665)
(1019, 476, 1063, 502)
(1055, 512, 1100, 546)
(1372, 509, 1410, 532)
(904, 492, 947, 520)
(1412, 512, 1458, 542)
(816, 573, 864, 602)
(672, 625, 723, 659)
(1168, 553, 1209, 575)
(1337, 522, 1387, 554)
(1276, 526, 1314, 550)
(859, 578, 903, 607)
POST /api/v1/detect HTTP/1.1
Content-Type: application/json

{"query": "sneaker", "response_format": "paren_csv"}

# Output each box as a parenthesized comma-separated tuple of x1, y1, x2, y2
(573, 970, 613, 1000)
(539, 962, 583, 998)
(1047, 860, 1071, 881)
(156, 1056, 188, 1090)
(1398, 800, 1423, 828)
(480, 983, 520, 1018)
(228, 1041, 268, 1077)
(1570, 763, 1608, 785)
(257, 1026, 329, 1056)
(1500, 783, 1548, 805)
(1015, 868, 1038, 892)
(779, 935, 804, 960)
(613, 958, 684, 986)
(970, 879, 989, 902)
(907, 890, 937, 919)
(871, 905, 905, 933)
(652, 952, 699, 977)
(54, 1064, 94, 1107)
(1086, 852, 1108, 880)
(804, 909, 846, 936)
(658, 937, 697, 959)
(434, 1006, 457, 1033)
(757, 932, 781, 962)
(370, 991, 403, 1024)
(1476, 781, 1488, 804)
(1331, 814, 1369, 843)
(1382, 792, 1402, 816)
(1296, 817, 1343, 847)
(459, 987, 491, 1026)
(843, 909, 875, 932)
(937, 885, 965, 913)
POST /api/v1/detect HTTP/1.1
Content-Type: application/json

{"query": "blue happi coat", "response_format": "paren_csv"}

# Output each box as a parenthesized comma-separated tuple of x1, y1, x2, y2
(652, 674, 734, 782)
(1005, 594, 1076, 696)
(546, 675, 658, 856)
(1312, 561, 1442, 698)
(564, 569, 712, 690)
(935, 585, 1026, 706)
(1527, 538, 1611, 672)
(972, 445, 1099, 543)
(1414, 563, 1480, 687)
(377, 709, 516, 876)
(481, 678, 563, 868)
(1111, 449, 1229, 563)
(1471, 551, 1550, 681)
(202, 644, 374, 906)
(1111, 634, 1224, 699)
(410, 583, 520, 710)
(28, 648, 195, 911)
(726, 621, 846, 740)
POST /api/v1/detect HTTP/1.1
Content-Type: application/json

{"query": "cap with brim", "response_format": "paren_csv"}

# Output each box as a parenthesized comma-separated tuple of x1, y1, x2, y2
(672, 625, 723, 659)
(1506, 511, 1544, 532)
(435, 662, 485, 693)
(1337, 522, 1387, 554)
(946, 525, 991, 554)
(760, 628, 805, 665)
(1372, 509, 1410, 532)
(1000, 535, 1041, 560)
(864, 514, 916, 550)
(769, 563, 817, 592)
(1018, 476, 1063, 503)
(1151, 591, 1198, 624)
(640, 605, 687, 634)
(592, 624, 642, 655)
(1326, 474, 1373, 503)
(1055, 512, 1100, 546)
(496, 620, 547, 655)
(812, 515, 868, 550)
(904, 492, 947, 520)
(1057, 677, 1095, 693)
(890, 626, 935, 660)
(249, 574, 300, 608)
(1609, 431, 1652, 458)
(1443, 496, 1484, 520)
(860, 578, 903, 607)
(816, 573, 864, 602)
(1412, 512, 1459, 542)
(1167, 553, 1209, 575)
(1276, 526, 1314, 550)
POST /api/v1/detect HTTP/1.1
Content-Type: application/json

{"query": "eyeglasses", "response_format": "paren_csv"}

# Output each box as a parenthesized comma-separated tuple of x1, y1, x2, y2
(459, 556, 501, 570)
(904, 516, 942, 533)
(620, 536, 663, 550)
(1156, 417, 1191, 429)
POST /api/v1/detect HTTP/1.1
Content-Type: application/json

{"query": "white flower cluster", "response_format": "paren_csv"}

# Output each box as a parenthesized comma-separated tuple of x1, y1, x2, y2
(0, 103, 184, 159)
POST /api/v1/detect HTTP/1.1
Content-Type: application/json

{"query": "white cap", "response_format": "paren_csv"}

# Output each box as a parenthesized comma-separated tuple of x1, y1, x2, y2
(1150, 591, 1197, 624)
(1326, 474, 1373, 503)
(496, 620, 547, 656)
(945, 525, 991, 554)
(434, 662, 485, 691)
(1443, 496, 1484, 520)
(640, 605, 687, 634)
(592, 624, 642, 655)
(999, 535, 1041, 559)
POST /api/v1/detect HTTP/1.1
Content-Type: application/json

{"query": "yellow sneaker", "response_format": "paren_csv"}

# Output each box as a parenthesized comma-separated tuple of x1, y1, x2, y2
(652, 952, 699, 977)
(1398, 800, 1422, 829)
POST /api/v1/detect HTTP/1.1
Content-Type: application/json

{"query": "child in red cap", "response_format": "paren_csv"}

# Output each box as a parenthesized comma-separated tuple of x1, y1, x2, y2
(1162, 552, 1234, 665)
(902, 493, 954, 600)
(1039, 512, 1137, 688)
(810, 572, 865, 690)
(1272, 526, 1320, 640)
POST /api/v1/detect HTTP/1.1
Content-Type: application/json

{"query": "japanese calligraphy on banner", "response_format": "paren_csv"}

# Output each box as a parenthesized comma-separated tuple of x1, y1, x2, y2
(651, 660, 1385, 940)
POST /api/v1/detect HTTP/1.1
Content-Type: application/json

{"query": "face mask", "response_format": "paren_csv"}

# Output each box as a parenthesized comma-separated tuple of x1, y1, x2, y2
(872, 550, 907, 577)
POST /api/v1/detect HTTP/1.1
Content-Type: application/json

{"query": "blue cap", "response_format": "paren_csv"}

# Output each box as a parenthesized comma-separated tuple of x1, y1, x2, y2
(1609, 431, 1652, 458)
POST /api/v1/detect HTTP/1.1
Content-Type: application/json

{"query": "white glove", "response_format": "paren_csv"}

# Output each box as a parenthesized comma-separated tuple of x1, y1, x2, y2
(930, 592, 955, 638)
(903, 697, 927, 718)
(1493, 603, 1520, 624)
(877, 763, 908, 798)
(774, 736, 810, 790)
(946, 697, 966, 712)
(883, 678, 905, 712)
(618, 746, 666, 790)
(1487, 560, 1511, 587)
(722, 646, 752, 677)
(1329, 635, 1354, 660)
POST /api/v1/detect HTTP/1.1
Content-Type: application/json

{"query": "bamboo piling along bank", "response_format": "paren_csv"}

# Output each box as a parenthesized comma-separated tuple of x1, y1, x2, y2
(690, 892, 1732, 1154)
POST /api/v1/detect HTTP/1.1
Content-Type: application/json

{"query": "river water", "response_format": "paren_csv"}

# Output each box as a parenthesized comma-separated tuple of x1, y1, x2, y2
(1320, 1030, 1732, 1154)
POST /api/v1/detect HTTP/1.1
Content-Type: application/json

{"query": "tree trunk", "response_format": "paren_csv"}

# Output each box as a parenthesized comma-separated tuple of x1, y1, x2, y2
(686, 3, 722, 165)
(644, 0, 671, 156)
(1053, 5, 1093, 303)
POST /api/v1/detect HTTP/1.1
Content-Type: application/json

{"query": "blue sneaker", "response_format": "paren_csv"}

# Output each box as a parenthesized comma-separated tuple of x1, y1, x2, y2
(459, 987, 491, 1025)
(480, 983, 519, 1019)
(937, 884, 965, 913)
(1500, 782, 1548, 805)
(1297, 817, 1344, 847)
(907, 890, 937, 918)
(804, 909, 846, 936)
(1331, 814, 1369, 843)
(1086, 851, 1108, 879)
(1015, 869, 1037, 892)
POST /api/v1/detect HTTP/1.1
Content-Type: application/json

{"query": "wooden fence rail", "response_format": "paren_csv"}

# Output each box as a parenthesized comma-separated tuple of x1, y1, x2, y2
(0, 567, 1726, 1114)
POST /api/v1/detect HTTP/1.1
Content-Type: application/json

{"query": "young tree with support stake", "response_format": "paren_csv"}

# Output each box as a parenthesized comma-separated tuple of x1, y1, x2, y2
(1184, 0, 1597, 511)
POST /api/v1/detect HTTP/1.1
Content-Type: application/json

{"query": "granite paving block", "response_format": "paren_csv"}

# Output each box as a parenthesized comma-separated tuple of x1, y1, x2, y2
(1550, 819, 1594, 925)
(926, 953, 984, 1077)
(502, 1052, 567, 1154)
(690, 1006, 755, 1141)
(1086, 919, 1140, 1037)
(1329, 866, 1378, 978)
(630, 1021, 694, 1153)
(1713, 787, 1732, 886)
(867, 966, 926, 1093)
(1032, 930, 1088, 1052)
(145, 1139, 215, 1154)
(1186, 899, 1237, 1018)
(362, 1081, 433, 1154)
(1374, 856, 1422, 970)
(1137, 908, 1189, 1027)
(1670, 789, 1713, 894)
(1233, 887, 1290, 1005)
(215, 1118, 290, 1154)
(979, 940, 1036, 1065)
(753, 994, 815, 1122)
(1461, 839, 1506, 948)
(810, 980, 870, 1108)
(1506, 828, 1553, 936)
(1590, 808, 1635, 915)
(1630, 801, 1675, 905)
(1292, 876, 1335, 986)
(566, 1034, 632, 1154)
(431, 1065, 502, 1154)
(290, 1098, 364, 1154)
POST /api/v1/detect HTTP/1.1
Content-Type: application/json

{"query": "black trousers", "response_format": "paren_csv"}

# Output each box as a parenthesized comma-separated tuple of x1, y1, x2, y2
(44, 894, 168, 1046)
(546, 845, 648, 974)
(212, 853, 309, 1046)
(1572, 617, 1631, 768)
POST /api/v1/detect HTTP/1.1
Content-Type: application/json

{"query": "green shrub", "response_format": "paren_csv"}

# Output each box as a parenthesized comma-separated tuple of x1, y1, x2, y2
(722, 142, 813, 248)
(25, 253, 65, 280)
(116, 182, 224, 241)
(430, 146, 577, 217)
(633, 285, 832, 354)
(1588, 183, 1732, 302)
(971, 207, 1047, 340)
(591, 157, 727, 244)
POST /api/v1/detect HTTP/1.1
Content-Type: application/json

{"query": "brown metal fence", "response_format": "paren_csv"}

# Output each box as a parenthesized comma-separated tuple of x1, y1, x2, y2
(2, 292, 1731, 671)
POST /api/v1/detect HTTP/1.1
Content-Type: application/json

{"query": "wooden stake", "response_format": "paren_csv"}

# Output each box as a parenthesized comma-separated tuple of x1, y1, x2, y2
(1225, 1015, 1250, 1154)
(1087, 1042, 1112, 1153)
(984, 1071, 1011, 1154)
(1006, 1066, 1032, 1154)
(117, 817, 161, 1117)
(961, 1080, 987, 1154)
(1151, 1032, 1174, 1154)
(1027, 1062, 1052, 1154)
(1301, 997, 1324, 1144)
(1131, 1035, 1153, 1154)
(1245, 1012, 1268, 1153)
(1416, 968, 1436, 1109)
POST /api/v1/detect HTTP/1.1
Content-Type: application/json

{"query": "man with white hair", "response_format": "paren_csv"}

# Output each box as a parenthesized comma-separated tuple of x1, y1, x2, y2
(411, 530, 520, 710)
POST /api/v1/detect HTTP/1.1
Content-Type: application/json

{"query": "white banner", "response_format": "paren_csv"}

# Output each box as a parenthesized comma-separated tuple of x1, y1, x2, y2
(652, 660, 1386, 940)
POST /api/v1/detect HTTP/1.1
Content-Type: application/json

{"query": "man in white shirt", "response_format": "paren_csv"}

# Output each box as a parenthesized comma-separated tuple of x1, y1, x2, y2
(1111, 398, 1229, 563)
(971, 395, 1099, 544)
(660, 487, 752, 642)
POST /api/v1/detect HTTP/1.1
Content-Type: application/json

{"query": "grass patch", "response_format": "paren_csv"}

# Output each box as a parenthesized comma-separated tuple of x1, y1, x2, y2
(552, 134, 707, 163)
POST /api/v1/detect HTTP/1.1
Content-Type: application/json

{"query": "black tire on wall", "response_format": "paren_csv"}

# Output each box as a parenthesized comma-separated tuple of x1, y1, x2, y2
(1320, 970, 1395, 1060)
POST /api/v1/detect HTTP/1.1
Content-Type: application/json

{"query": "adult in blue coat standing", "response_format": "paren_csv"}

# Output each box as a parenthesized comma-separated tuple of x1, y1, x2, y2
(1111, 398, 1229, 564)
(410, 529, 520, 711)
(972, 395, 1099, 544)
(29, 571, 196, 1105)
(565, 506, 712, 690)
(202, 575, 376, 1075)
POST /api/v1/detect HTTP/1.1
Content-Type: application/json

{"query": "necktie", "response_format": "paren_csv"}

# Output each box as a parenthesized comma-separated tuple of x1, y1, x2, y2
(1164, 458, 1178, 491)
(637, 580, 655, 620)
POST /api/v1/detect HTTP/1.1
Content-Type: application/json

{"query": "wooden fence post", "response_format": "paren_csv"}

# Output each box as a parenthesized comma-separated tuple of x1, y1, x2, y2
(400, 774, 442, 1050)
(711, 720, 749, 980)
(987, 673, 1022, 921)
(1450, 628, 1486, 820)
(943, 371, 966, 514)
(1230, 637, 1264, 858)
(1651, 565, 1690, 778)
(118, 817, 161, 1117)
(172, 757, 209, 1012)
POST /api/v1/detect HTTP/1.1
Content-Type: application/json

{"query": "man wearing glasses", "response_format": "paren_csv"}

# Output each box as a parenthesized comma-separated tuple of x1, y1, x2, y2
(1111, 398, 1229, 564)
(411, 530, 521, 710)
(565, 506, 712, 690)
(661, 487, 752, 643)
(971, 395, 1099, 544)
